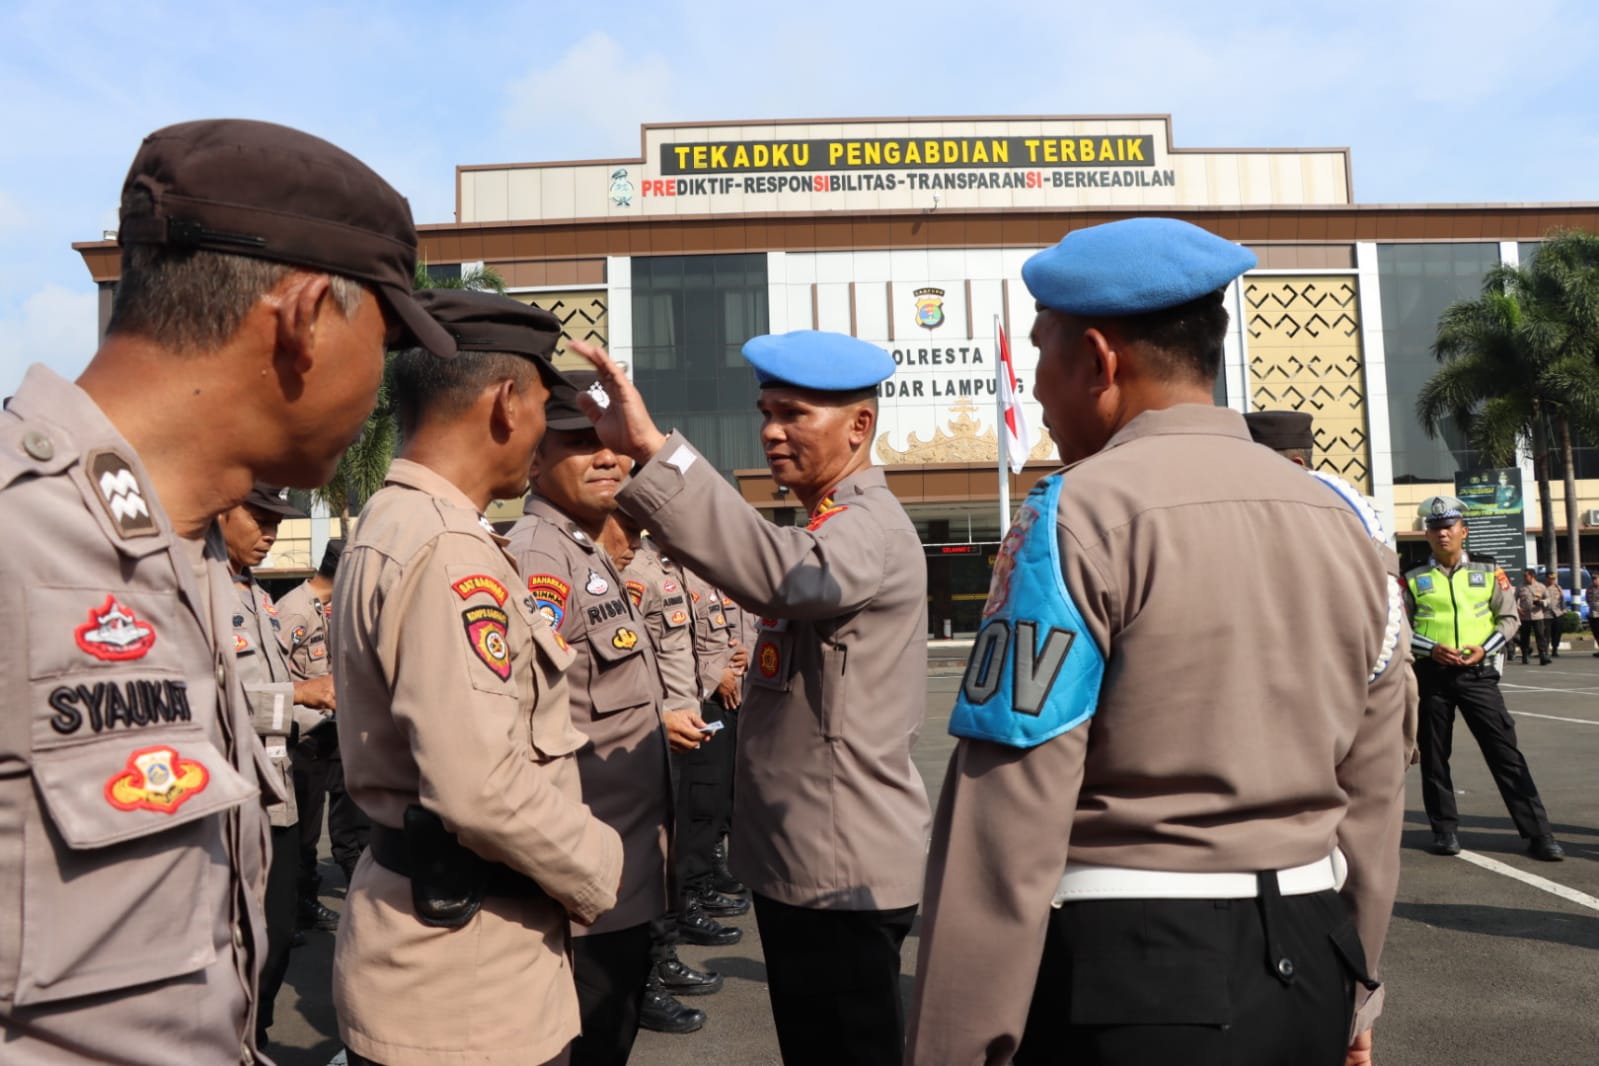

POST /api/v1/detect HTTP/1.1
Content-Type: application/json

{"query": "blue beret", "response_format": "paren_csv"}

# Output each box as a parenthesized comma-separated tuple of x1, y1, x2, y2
(742, 331, 896, 391)
(1022, 218, 1257, 317)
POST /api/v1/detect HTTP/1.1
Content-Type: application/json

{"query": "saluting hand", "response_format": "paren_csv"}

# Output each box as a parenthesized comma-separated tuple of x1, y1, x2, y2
(568, 339, 669, 466)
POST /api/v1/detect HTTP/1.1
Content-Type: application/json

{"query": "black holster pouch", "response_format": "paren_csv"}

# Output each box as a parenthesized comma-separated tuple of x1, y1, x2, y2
(369, 805, 486, 928)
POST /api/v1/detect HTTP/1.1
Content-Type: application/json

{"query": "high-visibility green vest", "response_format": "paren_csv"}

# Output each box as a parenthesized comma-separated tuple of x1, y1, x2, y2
(1406, 561, 1497, 649)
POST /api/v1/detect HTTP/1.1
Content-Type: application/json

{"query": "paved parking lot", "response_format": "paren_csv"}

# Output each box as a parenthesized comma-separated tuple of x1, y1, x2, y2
(269, 648, 1599, 1066)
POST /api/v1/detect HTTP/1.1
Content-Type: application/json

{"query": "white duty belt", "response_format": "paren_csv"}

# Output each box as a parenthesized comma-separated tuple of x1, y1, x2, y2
(1052, 848, 1348, 907)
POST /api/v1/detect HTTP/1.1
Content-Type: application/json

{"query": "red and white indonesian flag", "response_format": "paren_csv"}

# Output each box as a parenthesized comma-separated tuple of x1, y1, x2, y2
(996, 318, 1031, 475)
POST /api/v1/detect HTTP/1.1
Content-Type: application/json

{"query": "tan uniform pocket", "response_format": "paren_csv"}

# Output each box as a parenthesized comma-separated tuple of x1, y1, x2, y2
(584, 620, 649, 716)
(15, 727, 256, 1005)
(818, 642, 849, 740)
(526, 619, 585, 759)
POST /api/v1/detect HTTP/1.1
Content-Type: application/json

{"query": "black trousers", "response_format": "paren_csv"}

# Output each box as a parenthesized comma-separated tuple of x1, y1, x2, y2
(1016, 885, 1367, 1066)
(571, 922, 653, 1066)
(292, 745, 371, 890)
(676, 699, 731, 892)
(1517, 617, 1550, 662)
(752, 894, 917, 1066)
(1416, 660, 1553, 838)
(256, 822, 299, 1039)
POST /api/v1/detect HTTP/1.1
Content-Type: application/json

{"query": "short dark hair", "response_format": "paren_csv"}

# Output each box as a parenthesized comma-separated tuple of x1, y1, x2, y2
(106, 185, 363, 353)
(1104, 289, 1231, 384)
(391, 347, 541, 436)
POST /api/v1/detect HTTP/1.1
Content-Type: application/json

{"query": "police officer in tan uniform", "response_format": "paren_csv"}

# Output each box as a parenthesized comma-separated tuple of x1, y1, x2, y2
(218, 484, 333, 1047)
(907, 219, 1408, 1066)
(276, 537, 366, 926)
(333, 290, 622, 1066)
(0, 118, 450, 1065)
(506, 374, 674, 1066)
(569, 332, 931, 1066)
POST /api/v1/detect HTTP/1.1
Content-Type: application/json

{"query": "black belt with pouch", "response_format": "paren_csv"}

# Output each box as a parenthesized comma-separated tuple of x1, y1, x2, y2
(368, 805, 549, 928)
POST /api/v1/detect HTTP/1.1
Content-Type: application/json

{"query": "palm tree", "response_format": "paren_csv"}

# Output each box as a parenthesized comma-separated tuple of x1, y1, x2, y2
(314, 263, 508, 536)
(1419, 230, 1599, 599)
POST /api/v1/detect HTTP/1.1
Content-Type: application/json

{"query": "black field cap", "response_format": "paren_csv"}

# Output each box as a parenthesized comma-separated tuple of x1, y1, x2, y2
(413, 289, 567, 388)
(244, 483, 307, 519)
(1244, 410, 1314, 452)
(116, 119, 454, 357)
(546, 370, 603, 431)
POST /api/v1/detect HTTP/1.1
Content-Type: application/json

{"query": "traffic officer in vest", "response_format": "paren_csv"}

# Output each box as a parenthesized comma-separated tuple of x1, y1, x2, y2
(218, 484, 333, 1047)
(0, 118, 452, 1065)
(569, 332, 931, 1066)
(332, 289, 623, 1066)
(1405, 496, 1565, 861)
(276, 537, 368, 928)
(907, 218, 1408, 1066)
(507, 373, 674, 1066)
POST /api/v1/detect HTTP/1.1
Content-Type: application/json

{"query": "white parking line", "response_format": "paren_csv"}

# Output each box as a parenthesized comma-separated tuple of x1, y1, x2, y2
(1510, 711, 1599, 726)
(1456, 851, 1599, 913)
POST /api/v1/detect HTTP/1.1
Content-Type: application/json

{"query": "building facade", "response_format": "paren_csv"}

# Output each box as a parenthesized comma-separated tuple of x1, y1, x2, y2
(74, 116, 1599, 632)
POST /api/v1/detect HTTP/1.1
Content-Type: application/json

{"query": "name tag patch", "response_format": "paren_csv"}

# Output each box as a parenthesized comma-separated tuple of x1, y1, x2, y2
(1469, 572, 1486, 587)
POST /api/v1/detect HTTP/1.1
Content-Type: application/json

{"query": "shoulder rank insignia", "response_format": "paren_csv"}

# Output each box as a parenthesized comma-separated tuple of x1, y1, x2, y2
(86, 449, 157, 539)
(625, 580, 646, 608)
(462, 604, 512, 681)
(105, 744, 209, 814)
(806, 495, 848, 531)
(452, 574, 509, 604)
(74, 595, 157, 662)
(612, 627, 639, 650)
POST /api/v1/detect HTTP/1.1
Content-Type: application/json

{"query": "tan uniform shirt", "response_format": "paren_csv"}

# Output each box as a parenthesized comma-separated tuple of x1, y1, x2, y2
(683, 566, 735, 701)
(275, 579, 332, 680)
(907, 405, 1409, 1063)
(332, 459, 622, 1066)
(0, 365, 277, 1065)
(230, 572, 323, 827)
(507, 495, 673, 935)
(624, 541, 699, 712)
(618, 433, 931, 911)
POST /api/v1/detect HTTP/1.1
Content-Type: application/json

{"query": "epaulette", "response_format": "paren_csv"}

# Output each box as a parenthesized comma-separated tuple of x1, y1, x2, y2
(1403, 564, 1435, 581)
(0, 416, 77, 492)
(1465, 560, 1498, 572)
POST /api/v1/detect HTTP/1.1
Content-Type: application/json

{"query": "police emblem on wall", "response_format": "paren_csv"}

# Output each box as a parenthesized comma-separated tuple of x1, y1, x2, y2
(609, 168, 634, 207)
(913, 287, 946, 330)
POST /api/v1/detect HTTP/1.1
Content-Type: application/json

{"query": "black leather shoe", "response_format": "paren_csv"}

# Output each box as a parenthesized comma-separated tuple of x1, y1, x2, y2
(1529, 835, 1566, 862)
(298, 897, 340, 931)
(678, 898, 742, 946)
(692, 887, 751, 918)
(711, 837, 747, 897)
(1431, 831, 1462, 856)
(657, 957, 724, 996)
(639, 973, 707, 1034)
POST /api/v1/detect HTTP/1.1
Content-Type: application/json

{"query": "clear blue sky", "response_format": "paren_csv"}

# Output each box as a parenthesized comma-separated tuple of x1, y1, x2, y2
(4, 0, 1595, 392)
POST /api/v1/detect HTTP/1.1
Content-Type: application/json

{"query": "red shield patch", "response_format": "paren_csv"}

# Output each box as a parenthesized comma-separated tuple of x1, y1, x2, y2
(462, 605, 512, 681)
(105, 745, 210, 814)
(74, 595, 158, 662)
(757, 641, 780, 678)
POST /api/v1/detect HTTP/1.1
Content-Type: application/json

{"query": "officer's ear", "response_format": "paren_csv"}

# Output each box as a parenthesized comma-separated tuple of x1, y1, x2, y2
(845, 399, 876, 450)
(487, 377, 522, 443)
(269, 272, 334, 376)
(1080, 327, 1120, 395)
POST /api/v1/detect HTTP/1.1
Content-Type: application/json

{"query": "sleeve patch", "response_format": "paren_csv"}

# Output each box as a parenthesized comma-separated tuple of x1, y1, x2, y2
(452, 574, 509, 604)
(1495, 569, 1511, 590)
(461, 605, 512, 681)
(625, 580, 646, 608)
(527, 574, 571, 631)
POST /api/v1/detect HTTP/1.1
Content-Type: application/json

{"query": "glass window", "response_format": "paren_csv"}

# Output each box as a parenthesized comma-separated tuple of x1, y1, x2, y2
(631, 254, 769, 475)
(1376, 244, 1500, 483)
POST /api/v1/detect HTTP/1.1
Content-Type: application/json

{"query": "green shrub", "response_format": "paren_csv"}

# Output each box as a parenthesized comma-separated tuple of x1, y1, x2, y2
(1561, 610, 1582, 634)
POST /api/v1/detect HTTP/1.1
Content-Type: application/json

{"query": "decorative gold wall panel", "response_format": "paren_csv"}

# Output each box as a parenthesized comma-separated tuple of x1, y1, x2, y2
(1244, 276, 1371, 493)
(514, 290, 608, 370)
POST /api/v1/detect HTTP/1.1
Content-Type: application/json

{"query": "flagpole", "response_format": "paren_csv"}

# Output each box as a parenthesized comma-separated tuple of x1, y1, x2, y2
(995, 315, 1010, 535)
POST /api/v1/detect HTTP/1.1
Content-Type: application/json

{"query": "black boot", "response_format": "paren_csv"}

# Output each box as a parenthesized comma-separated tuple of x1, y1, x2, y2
(678, 896, 742, 946)
(711, 836, 747, 897)
(657, 953, 724, 996)
(298, 897, 340, 931)
(639, 971, 706, 1034)
(692, 886, 751, 918)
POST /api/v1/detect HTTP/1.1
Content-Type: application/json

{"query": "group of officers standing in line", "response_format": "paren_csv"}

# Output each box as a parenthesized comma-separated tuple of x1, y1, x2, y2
(0, 114, 1569, 1066)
